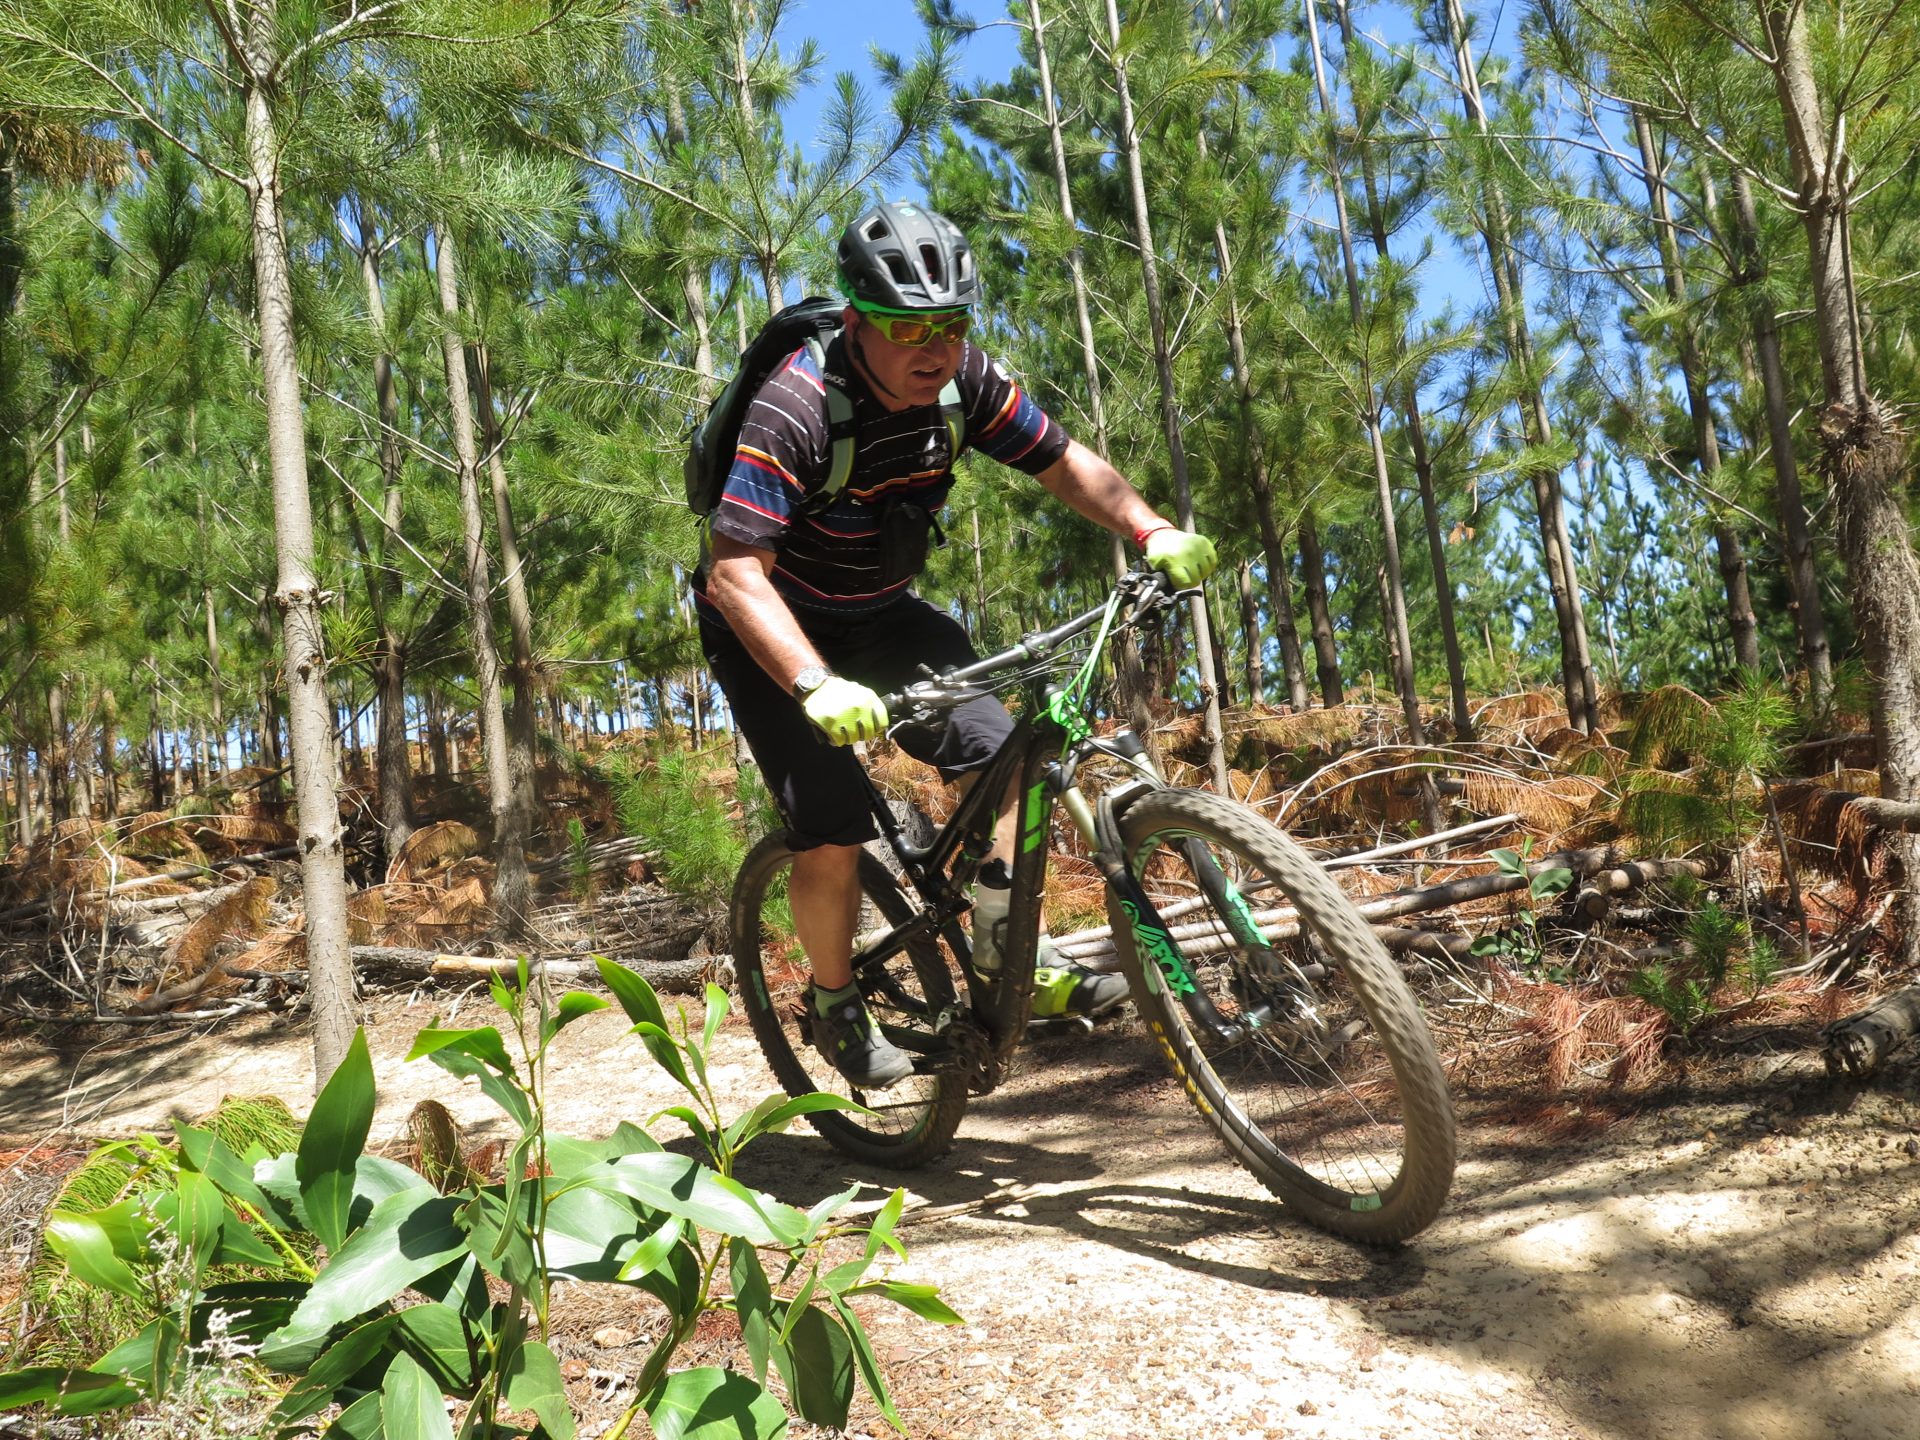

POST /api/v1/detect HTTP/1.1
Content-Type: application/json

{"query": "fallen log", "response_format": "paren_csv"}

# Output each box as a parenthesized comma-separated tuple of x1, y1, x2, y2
(1050, 846, 1624, 964)
(348, 945, 713, 994)
(1321, 814, 1522, 869)
(0, 846, 298, 925)
(1823, 987, 1920, 1078)
(1572, 859, 1712, 922)
(1839, 796, 1920, 834)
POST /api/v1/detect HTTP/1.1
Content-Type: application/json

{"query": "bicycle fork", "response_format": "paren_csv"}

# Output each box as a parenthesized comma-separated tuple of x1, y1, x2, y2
(1053, 772, 1306, 1049)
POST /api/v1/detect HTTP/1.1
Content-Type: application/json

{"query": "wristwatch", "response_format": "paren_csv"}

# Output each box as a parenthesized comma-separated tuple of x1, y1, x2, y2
(790, 665, 832, 701)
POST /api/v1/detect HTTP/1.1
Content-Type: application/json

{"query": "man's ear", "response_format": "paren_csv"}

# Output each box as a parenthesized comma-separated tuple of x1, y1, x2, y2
(841, 305, 860, 332)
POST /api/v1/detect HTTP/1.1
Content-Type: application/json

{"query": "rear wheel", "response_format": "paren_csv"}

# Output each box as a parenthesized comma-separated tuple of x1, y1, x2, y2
(732, 834, 969, 1167)
(1109, 789, 1456, 1242)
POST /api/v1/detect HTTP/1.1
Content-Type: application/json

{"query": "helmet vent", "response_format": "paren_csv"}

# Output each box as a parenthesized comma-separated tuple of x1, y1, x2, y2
(955, 249, 973, 285)
(863, 217, 892, 242)
(884, 253, 914, 284)
(918, 242, 945, 289)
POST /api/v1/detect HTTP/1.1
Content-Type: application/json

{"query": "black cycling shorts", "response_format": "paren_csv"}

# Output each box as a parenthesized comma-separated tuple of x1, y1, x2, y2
(700, 595, 1015, 850)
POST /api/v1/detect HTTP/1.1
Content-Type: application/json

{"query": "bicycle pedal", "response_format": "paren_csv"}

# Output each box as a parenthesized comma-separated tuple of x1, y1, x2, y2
(1025, 1014, 1095, 1039)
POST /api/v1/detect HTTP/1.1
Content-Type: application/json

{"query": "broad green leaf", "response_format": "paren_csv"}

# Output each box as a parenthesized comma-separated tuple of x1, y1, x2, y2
(381, 1352, 455, 1440)
(701, 982, 728, 1053)
(191, 1283, 308, 1347)
(596, 959, 693, 1092)
(545, 1122, 660, 1178)
(801, 1183, 864, 1245)
(848, 1280, 964, 1324)
(542, 990, 610, 1045)
(648, 1104, 716, 1151)
(268, 1314, 400, 1419)
(45, 1211, 147, 1299)
(0, 1367, 129, 1411)
(326, 1390, 385, 1439)
(173, 1122, 273, 1211)
(591, 1154, 804, 1247)
(824, 1255, 872, 1293)
(211, 1211, 287, 1270)
(394, 1303, 486, 1397)
(410, 1035, 534, 1130)
(644, 1366, 788, 1440)
(503, 1340, 574, 1440)
(727, 1094, 868, 1153)
(259, 1194, 465, 1369)
(75, 1317, 180, 1415)
(459, 1185, 540, 1291)
(174, 1169, 226, 1280)
(831, 1294, 902, 1432)
(406, 1025, 516, 1076)
(299, 1030, 376, 1254)
(255, 1152, 433, 1237)
(784, 1306, 853, 1428)
(1490, 847, 1523, 877)
(615, 1216, 684, 1282)
(1530, 866, 1575, 899)
(780, 1270, 819, 1344)
(595, 955, 668, 1032)
(729, 1238, 774, 1386)
(863, 1188, 907, 1262)
(542, 1179, 656, 1282)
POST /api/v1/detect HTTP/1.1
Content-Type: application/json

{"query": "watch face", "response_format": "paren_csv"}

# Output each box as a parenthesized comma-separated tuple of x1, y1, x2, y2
(793, 665, 829, 698)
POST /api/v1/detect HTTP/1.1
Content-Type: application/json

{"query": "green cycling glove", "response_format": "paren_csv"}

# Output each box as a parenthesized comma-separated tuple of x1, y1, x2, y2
(1142, 526, 1219, 588)
(802, 676, 890, 745)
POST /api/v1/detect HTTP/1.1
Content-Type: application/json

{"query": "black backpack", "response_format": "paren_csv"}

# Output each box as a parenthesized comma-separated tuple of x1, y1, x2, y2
(684, 295, 964, 521)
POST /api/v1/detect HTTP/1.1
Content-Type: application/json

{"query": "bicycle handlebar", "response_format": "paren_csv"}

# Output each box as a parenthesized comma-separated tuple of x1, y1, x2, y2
(879, 565, 1181, 717)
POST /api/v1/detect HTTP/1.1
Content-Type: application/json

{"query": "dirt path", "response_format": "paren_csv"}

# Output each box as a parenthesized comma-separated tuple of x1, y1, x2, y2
(3, 999, 1917, 1440)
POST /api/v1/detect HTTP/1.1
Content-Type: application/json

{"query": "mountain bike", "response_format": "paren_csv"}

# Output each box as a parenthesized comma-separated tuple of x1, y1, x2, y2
(731, 566, 1456, 1242)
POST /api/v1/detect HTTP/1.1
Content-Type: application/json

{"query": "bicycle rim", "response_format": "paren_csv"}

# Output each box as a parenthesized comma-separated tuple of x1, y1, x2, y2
(732, 836, 968, 1168)
(1111, 789, 1455, 1242)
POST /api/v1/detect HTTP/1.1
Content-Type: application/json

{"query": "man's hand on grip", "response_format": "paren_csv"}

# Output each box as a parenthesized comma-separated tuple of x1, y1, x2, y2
(802, 677, 889, 745)
(1142, 527, 1219, 588)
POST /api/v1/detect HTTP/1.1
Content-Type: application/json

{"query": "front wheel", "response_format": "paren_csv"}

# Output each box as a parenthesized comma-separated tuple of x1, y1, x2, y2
(1108, 789, 1456, 1242)
(732, 834, 969, 1168)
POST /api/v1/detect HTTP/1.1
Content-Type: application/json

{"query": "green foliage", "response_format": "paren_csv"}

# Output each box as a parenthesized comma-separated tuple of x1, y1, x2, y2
(1628, 962, 1716, 1037)
(0, 964, 954, 1436)
(566, 817, 593, 902)
(1618, 675, 1797, 854)
(1470, 840, 1575, 978)
(605, 745, 759, 908)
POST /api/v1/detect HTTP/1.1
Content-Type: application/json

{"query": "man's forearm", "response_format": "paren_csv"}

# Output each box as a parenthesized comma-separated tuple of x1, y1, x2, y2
(707, 554, 823, 693)
(1034, 436, 1168, 541)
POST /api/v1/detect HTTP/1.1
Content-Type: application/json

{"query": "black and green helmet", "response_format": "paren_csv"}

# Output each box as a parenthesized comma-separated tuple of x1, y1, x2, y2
(836, 200, 980, 312)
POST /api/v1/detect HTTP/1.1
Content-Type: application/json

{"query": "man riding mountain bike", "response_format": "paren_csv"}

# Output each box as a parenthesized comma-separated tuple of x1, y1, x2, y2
(695, 199, 1217, 1089)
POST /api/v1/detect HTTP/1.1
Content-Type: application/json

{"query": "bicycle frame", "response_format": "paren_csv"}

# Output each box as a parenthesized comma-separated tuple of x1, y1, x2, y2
(838, 568, 1256, 1092)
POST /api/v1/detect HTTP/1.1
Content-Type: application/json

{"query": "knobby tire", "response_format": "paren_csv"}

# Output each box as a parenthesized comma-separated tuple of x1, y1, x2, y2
(732, 833, 968, 1167)
(1108, 788, 1456, 1242)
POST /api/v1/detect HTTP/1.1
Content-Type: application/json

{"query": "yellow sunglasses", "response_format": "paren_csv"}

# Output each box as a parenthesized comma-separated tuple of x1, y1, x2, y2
(855, 305, 972, 347)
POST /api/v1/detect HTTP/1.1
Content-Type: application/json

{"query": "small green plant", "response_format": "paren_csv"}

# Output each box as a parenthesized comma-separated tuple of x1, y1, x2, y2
(0, 960, 956, 1436)
(1629, 961, 1717, 1037)
(605, 744, 752, 906)
(1471, 840, 1575, 978)
(565, 817, 593, 902)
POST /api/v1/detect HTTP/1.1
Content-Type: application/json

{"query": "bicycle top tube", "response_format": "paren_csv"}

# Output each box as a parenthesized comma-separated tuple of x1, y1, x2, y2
(878, 566, 1177, 715)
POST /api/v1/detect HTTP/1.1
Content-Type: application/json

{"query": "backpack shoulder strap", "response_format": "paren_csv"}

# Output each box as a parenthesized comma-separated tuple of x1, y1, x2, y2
(811, 332, 858, 510)
(938, 377, 966, 458)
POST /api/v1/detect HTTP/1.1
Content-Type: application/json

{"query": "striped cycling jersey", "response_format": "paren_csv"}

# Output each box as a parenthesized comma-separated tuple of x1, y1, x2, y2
(696, 337, 1068, 620)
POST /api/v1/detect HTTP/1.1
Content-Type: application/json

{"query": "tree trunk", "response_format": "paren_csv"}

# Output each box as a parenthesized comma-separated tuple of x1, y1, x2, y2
(470, 337, 541, 836)
(1631, 110, 1759, 674)
(1102, 0, 1229, 792)
(1238, 557, 1263, 705)
(1759, 0, 1920, 967)
(96, 688, 118, 819)
(1336, 0, 1471, 738)
(1304, 0, 1430, 765)
(240, 1, 356, 1090)
(1727, 168, 1833, 704)
(428, 161, 532, 940)
(1297, 507, 1342, 706)
(1028, 0, 1159, 746)
(1441, 0, 1599, 732)
(354, 218, 416, 859)
(45, 678, 70, 823)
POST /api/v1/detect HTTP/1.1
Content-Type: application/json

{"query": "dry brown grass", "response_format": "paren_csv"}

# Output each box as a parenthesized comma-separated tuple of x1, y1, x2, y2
(389, 820, 484, 883)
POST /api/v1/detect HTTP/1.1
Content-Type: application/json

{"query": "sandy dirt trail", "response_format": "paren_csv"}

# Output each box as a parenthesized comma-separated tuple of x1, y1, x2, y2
(2, 1001, 1916, 1440)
